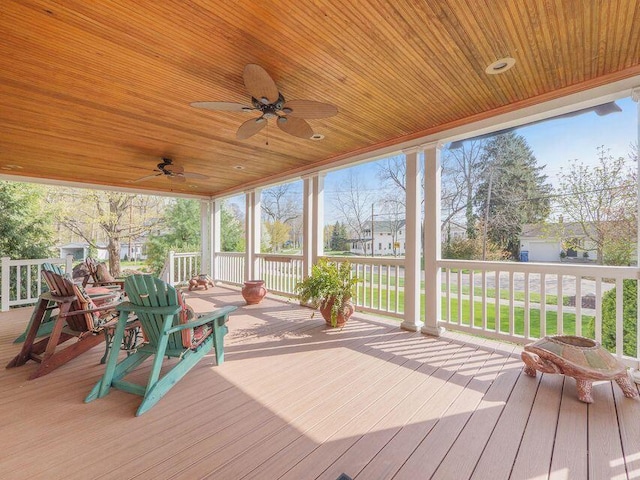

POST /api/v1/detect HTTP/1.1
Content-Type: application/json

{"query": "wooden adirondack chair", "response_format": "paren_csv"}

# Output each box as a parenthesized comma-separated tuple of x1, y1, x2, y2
(85, 274, 236, 416)
(7, 270, 128, 379)
(13, 263, 120, 344)
(84, 257, 125, 290)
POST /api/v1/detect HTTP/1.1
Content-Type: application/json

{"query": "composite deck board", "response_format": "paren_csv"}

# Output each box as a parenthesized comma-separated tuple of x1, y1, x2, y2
(549, 380, 588, 480)
(0, 287, 639, 480)
(509, 374, 565, 479)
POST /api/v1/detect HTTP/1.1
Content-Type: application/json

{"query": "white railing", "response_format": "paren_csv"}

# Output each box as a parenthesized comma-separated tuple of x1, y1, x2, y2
(324, 255, 405, 318)
(257, 254, 304, 296)
(439, 259, 639, 365)
(215, 252, 245, 286)
(163, 251, 202, 286)
(1, 256, 72, 311)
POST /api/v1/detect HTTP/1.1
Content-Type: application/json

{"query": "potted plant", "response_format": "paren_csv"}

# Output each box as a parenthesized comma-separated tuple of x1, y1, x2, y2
(296, 258, 359, 327)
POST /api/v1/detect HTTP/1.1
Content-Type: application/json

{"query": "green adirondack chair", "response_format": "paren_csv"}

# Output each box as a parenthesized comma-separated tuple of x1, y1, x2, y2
(85, 274, 235, 416)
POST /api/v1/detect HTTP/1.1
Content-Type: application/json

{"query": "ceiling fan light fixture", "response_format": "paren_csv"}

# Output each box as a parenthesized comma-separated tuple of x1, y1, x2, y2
(256, 117, 266, 123)
(485, 57, 516, 75)
(282, 107, 292, 114)
(277, 117, 287, 124)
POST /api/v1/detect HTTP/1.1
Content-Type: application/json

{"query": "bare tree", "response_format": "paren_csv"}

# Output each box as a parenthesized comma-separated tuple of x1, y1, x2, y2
(333, 171, 375, 253)
(441, 140, 485, 239)
(556, 146, 637, 264)
(49, 188, 164, 276)
(261, 183, 302, 251)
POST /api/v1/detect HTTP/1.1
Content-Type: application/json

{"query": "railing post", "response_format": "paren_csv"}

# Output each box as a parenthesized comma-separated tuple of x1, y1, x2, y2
(168, 250, 175, 286)
(1, 257, 10, 312)
(422, 142, 445, 336)
(65, 254, 73, 273)
(401, 147, 425, 332)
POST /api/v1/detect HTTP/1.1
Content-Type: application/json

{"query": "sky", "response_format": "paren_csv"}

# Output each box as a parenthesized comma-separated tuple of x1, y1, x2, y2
(227, 95, 638, 226)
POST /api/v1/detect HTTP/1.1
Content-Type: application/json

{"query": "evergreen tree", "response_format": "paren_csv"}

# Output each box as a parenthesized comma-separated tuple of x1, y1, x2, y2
(474, 133, 552, 258)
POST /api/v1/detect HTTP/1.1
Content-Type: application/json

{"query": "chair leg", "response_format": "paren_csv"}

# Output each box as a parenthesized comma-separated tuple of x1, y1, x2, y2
(212, 324, 227, 365)
(29, 333, 104, 379)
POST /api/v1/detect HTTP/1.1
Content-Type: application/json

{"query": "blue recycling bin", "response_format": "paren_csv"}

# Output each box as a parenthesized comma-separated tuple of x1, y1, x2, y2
(519, 250, 529, 262)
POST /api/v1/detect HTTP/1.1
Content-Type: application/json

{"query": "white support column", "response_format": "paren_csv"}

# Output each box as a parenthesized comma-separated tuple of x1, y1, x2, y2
(199, 200, 211, 276)
(253, 189, 262, 279)
(302, 176, 313, 276)
(401, 147, 424, 332)
(244, 191, 254, 281)
(312, 173, 325, 264)
(212, 200, 221, 281)
(632, 87, 640, 362)
(422, 141, 445, 336)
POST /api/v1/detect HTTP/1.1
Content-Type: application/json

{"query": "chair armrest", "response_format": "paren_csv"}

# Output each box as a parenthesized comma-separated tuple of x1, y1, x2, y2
(61, 301, 121, 317)
(116, 302, 182, 316)
(165, 306, 237, 335)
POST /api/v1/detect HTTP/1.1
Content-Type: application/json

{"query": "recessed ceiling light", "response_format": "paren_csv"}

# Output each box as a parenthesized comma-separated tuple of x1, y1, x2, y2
(485, 57, 516, 75)
(233, 165, 245, 170)
(310, 134, 324, 141)
(1, 164, 23, 171)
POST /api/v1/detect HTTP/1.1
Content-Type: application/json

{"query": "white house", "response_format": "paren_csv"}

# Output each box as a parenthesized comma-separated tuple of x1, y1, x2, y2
(350, 220, 406, 256)
(519, 222, 596, 262)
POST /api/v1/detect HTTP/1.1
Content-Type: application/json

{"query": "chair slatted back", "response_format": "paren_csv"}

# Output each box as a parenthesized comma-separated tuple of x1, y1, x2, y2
(41, 269, 95, 332)
(124, 275, 184, 352)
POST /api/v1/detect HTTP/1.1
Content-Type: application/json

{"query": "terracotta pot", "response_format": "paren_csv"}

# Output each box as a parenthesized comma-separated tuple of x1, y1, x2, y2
(319, 297, 354, 327)
(242, 280, 267, 305)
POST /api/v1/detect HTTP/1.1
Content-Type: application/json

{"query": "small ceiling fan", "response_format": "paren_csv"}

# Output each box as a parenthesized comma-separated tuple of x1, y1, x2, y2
(131, 158, 209, 183)
(191, 64, 338, 140)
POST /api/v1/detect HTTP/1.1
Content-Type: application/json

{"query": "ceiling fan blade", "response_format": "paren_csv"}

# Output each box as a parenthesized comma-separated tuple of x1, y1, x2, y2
(182, 172, 209, 179)
(243, 64, 279, 104)
(190, 101, 253, 112)
(277, 116, 314, 139)
(237, 117, 267, 140)
(131, 173, 162, 183)
(164, 164, 184, 174)
(282, 100, 338, 119)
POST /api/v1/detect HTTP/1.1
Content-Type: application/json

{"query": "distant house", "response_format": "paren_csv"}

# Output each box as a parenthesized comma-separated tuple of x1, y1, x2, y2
(59, 240, 147, 261)
(519, 221, 596, 262)
(350, 220, 406, 256)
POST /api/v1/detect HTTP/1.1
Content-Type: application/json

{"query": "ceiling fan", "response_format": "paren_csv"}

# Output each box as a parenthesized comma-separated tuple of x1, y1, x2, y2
(191, 64, 338, 140)
(131, 158, 209, 183)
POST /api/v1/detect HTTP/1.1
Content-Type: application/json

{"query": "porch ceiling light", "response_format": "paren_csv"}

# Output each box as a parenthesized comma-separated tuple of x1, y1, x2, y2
(485, 57, 516, 75)
(310, 134, 325, 141)
(233, 165, 245, 170)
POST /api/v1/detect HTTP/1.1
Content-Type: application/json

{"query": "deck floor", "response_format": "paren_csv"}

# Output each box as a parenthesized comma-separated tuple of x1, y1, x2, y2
(1, 286, 640, 480)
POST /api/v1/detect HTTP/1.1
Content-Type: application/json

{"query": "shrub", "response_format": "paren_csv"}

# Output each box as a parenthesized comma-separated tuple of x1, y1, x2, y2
(600, 279, 637, 356)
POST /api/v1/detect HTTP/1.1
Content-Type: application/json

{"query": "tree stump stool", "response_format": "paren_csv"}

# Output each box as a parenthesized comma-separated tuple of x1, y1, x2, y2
(521, 335, 638, 403)
(188, 274, 215, 291)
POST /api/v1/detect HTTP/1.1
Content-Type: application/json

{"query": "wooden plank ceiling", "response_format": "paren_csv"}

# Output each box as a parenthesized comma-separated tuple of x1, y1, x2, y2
(0, 0, 639, 197)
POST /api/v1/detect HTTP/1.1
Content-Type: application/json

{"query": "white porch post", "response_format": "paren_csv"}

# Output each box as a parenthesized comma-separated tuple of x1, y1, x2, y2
(632, 87, 640, 361)
(244, 189, 261, 281)
(302, 176, 313, 276)
(401, 147, 424, 332)
(199, 200, 211, 276)
(212, 200, 221, 281)
(312, 173, 325, 264)
(422, 142, 445, 336)
(244, 190, 255, 281)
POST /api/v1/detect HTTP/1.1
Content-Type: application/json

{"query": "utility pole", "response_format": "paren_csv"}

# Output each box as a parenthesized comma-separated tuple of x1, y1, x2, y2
(371, 203, 375, 257)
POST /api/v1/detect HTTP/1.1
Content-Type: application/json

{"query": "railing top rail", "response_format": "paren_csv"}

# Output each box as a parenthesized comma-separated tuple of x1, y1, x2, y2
(439, 259, 639, 277)
(214, 251, 245, 257)
(322, 255, 405, 267)
(256, 253, 303, 261)
(171, 252, 201, 258)
(2, 257, 67, 267)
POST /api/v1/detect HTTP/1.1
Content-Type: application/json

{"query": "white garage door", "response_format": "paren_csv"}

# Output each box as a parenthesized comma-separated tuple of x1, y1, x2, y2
(527, 241, 560, 262)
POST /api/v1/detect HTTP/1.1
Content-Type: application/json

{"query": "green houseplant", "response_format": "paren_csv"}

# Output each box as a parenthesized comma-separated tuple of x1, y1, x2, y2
(296, 258, 359, 327)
